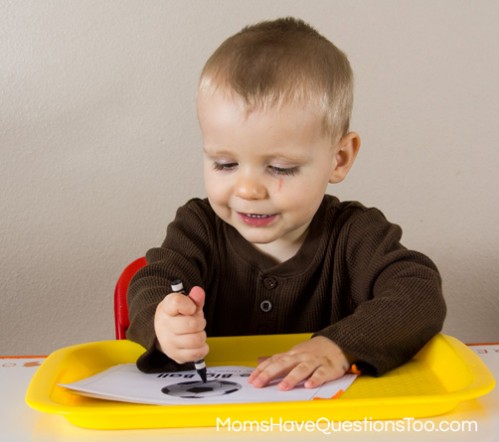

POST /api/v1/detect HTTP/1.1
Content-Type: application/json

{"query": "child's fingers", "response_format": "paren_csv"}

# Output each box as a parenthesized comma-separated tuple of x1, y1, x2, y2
(248, 352, 302, 388)
(170, 334, 209, 362)
(303, 364, 346, 389)
(247, 353, 282, 383)
(251, 357, 346, 390)
(158, 293, 198, 316)
(172, 346, 209, 365)
(172, 330, 207, 349)
(187, 286, 205, 312)
(276, 360, 320, 390)
(248, 339, 350, 390)
(164, 341, 209, 365)
(155, 325, 209, 364)
(165, 314, 207, 335)
(154, 287, 208, 365)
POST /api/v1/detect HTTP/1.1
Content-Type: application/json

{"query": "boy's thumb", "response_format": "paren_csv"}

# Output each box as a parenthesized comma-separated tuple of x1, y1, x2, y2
(188, 286, 205, 312)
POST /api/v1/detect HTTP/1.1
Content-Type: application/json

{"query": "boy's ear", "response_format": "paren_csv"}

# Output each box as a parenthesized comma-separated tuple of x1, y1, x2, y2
(329, 132, 361, 184)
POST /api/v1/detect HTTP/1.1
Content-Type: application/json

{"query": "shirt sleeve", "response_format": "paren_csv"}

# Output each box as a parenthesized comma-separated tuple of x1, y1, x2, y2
(314, 207, 446, 375)
(126, 199, 214, 373)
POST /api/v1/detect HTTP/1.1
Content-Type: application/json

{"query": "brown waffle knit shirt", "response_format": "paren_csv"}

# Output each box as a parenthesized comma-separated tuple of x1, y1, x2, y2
(127, 196, 446, 375)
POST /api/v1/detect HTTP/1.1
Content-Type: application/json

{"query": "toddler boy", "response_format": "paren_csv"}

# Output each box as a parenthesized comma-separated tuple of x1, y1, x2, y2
(127, 17, 446, 391)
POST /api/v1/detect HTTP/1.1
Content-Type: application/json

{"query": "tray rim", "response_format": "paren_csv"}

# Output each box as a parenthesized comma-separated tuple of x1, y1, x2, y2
(25, 333, 496, 428)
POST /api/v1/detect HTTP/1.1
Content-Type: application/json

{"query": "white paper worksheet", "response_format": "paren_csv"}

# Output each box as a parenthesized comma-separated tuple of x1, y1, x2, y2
(60, 364, 357, 405)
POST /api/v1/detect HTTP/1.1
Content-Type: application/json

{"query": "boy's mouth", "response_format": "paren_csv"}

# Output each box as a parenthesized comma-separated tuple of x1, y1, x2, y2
(237, 212, 278, 227)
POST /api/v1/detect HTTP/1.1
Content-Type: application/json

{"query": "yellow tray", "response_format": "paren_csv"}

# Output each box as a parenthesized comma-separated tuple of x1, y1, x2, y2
(26, 333, 495, 430)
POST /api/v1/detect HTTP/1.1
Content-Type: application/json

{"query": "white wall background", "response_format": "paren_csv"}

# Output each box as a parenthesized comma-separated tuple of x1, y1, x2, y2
(1, 0, 498, 355)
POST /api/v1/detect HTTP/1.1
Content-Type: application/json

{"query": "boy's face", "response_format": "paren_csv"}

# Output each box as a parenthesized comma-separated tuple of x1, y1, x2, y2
(197, 90, 351, 260)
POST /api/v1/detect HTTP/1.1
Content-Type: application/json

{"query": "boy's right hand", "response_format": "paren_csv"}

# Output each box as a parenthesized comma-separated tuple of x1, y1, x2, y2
(154, 286, 208, 364)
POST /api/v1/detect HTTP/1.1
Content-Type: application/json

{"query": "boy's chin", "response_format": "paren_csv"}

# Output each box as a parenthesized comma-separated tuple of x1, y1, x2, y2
(232, 226, 279, 246)
(238, 232, 276, 245)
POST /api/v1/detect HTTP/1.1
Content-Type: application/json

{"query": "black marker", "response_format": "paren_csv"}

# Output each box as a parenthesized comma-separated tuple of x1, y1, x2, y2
(171, 279, 208, 383)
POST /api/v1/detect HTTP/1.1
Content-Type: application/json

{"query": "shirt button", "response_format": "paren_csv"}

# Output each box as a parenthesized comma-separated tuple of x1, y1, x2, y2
(263, 277, 278, 290)
(260, 300, 273, 313)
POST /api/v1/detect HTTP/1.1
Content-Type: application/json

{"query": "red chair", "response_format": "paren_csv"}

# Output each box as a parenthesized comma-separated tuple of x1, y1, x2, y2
(114, 257, 147, 339)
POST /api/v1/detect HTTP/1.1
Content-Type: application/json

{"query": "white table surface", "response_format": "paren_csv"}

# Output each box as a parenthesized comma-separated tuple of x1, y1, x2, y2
(2, 343, 498, 441)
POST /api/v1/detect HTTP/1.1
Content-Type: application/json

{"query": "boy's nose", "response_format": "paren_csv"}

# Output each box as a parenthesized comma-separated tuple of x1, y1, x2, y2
(235, 174, 267, 200)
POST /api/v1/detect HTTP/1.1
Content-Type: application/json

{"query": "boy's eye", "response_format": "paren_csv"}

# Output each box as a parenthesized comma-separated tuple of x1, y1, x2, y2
(213, 162, 238, 171)
(268, 165, 299, 176)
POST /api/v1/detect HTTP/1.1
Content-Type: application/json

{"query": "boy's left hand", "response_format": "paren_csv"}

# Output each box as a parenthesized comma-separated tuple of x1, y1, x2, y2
(247, 336, 350, 390)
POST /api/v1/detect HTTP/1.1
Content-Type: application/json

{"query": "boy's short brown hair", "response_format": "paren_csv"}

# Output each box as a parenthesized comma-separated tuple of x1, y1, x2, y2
(199, 17, 354, 141)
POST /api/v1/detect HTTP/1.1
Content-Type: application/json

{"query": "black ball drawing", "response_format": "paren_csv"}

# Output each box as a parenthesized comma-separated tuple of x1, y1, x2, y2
(161, 380, 242, 399)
